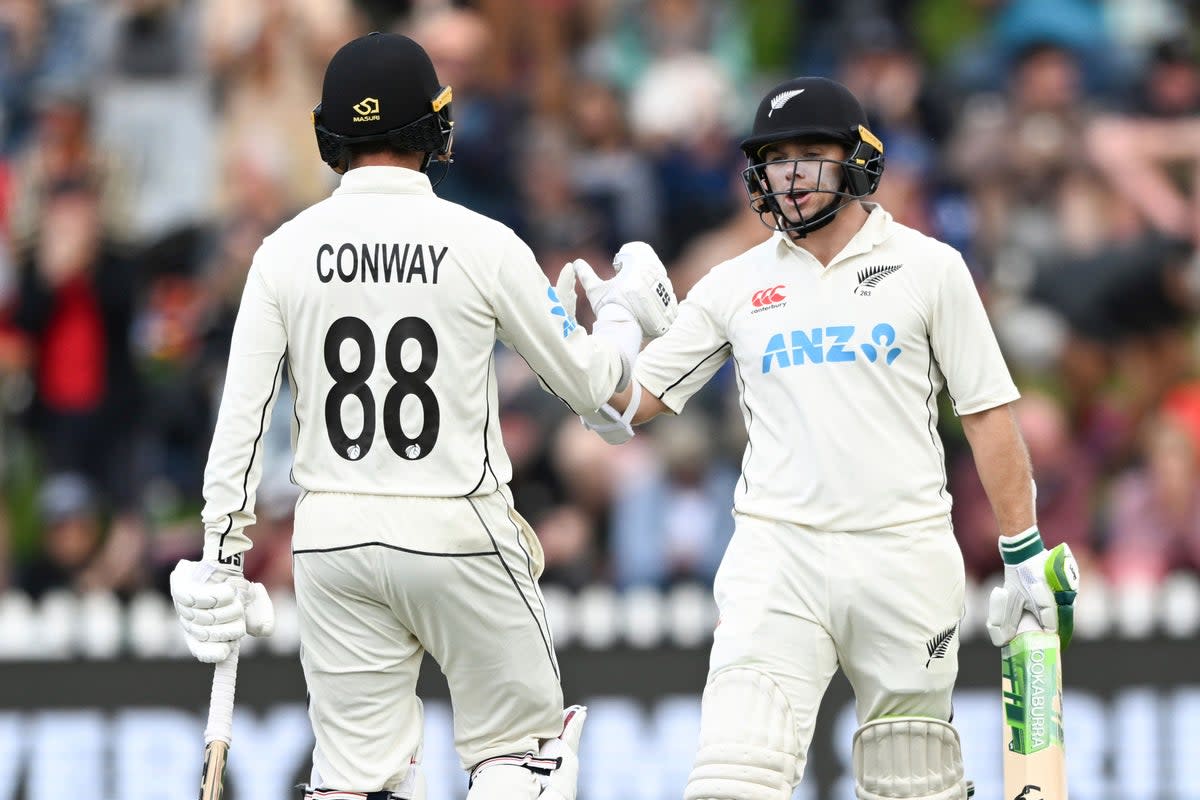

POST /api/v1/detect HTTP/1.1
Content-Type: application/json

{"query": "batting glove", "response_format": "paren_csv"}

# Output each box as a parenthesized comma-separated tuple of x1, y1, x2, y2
(556, 259, 640, 443)
(572, 241, 678, 338)
(538, 705, 588, 800)
(986, 529, 1079, 649)
(170, 559, 276, 662)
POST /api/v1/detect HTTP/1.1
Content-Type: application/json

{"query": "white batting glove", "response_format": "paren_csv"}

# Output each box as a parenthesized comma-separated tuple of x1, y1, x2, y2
(537, 705, 587, 800)
(986, 530, 1079, 648)
(571, 242, 678, 338)
(170, 559, 276, 663)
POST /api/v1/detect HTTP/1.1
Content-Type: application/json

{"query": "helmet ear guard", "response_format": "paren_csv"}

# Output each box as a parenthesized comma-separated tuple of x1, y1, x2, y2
(843, 124, 885, 198)
(312, 85, 454, 176)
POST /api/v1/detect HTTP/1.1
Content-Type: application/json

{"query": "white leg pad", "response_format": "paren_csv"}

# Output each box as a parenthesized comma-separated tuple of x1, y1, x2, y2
(852, 717, 968, 800)
(465, 764, 542, 800)
(684, 668, 798, 800)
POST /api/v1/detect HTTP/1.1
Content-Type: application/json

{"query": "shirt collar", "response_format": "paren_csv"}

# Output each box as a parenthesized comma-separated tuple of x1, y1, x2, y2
(333, 166, 433, 197)
(773, 203, 894, 264)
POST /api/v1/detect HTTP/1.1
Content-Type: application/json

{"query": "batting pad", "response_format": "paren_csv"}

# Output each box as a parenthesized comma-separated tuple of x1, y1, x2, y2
(685, 668, 798, 800)
(853, 717, 967, 800)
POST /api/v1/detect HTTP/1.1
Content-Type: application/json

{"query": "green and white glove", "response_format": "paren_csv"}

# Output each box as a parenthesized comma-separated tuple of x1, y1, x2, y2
(986, 528, 1080, 648)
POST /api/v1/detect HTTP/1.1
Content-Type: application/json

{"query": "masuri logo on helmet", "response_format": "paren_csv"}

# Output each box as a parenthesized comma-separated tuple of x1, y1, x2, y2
(312, 32, 454, 178)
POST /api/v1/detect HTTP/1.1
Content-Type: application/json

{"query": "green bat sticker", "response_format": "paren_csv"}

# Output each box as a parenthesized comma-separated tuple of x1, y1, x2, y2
(1002, 632, 1065, 755)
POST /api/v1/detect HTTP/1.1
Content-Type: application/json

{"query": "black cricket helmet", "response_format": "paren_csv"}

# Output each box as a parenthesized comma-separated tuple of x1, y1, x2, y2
(739, 77, 884, 237)
(313, 32, 454, 176)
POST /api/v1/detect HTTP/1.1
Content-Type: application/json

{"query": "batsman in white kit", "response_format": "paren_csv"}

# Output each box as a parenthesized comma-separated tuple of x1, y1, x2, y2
(564, 77, 1079, 800)
(167, 32, 678, 800)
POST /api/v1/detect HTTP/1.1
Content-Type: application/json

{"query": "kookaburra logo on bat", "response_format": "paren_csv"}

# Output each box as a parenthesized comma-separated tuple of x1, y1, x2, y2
(1014, 785, 1043, 800)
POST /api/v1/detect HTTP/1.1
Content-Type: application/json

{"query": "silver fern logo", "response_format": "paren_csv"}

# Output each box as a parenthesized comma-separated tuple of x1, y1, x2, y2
(925, 622, 959, 667)
(768, 88, 804, 117)
(854, 263, 903, 295)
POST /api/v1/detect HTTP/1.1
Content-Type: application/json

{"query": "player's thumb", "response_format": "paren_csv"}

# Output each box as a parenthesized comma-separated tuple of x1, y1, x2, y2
(554, 263, 578, 320)
(571, 259, 605, 301)
(243, 582, 276, 638)
(986, 586, 1019, 647)
(613, 241, 662, 274)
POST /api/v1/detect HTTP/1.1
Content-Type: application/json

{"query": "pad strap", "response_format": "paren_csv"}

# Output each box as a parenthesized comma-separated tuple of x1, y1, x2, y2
(469, 752, 562, 786)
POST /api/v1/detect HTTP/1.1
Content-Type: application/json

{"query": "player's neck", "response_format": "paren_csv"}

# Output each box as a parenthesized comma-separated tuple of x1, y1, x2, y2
(348, 152, 426, 172)
(789, 202, 869, 267)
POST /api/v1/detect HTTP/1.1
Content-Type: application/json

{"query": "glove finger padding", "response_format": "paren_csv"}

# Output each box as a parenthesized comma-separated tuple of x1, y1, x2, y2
(571, 250, 678, 339)
(171, 558, 256, 663)
(613, 242, 677, 337)
(170, 578, 238, 610)
(176, 599, 246, 627)
(571, 258, 606, 302)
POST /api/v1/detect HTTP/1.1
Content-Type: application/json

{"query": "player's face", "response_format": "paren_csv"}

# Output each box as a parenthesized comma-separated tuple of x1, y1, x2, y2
(761, 140, 847, 224)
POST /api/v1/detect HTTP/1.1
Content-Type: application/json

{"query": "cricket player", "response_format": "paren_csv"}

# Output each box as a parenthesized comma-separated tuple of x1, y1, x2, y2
(167, 33, 677, 800)
(567, 77, 1079, 800)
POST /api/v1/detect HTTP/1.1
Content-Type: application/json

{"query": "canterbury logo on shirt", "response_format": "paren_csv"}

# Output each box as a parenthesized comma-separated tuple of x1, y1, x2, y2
(751, 285, 787, 309)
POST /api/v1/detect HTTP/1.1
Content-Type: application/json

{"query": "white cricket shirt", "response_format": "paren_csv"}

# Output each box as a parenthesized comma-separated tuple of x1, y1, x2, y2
(634, 204, 1019, 531)
(201, 167, 624, 565)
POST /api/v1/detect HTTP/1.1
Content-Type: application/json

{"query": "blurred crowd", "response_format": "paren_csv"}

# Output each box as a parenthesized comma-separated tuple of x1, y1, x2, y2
(1, 0, 1200, 603)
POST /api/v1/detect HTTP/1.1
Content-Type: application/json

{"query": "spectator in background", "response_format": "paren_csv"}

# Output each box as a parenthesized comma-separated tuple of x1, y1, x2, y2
(14, 179, 140, 496)
(89, 0, 215, 253)
(411, 7, 527, 231)
(582, 0, 751, 93)
(516, 119, 610, 266)
(1104, 395, 1200, 584)
(13, 179, 148, 597)
(1126, 35, 1200, 118)
(948, 39, 1108, 277)
(533, 503, 599, 591)
(1086, 110, 1200, 244)
(610, 413, 736, 589)
(1026, 235, 1198, 469)
(566, 79, 661, 254)
(16, 472, 103, 598)
(7, 83, 132, 248)
(628, 53, 743, 260)
(205, 0, 357, 213)
(0, 0, 93, 155)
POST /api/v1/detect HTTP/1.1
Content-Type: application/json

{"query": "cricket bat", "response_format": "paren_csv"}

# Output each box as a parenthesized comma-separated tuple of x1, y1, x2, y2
(199, 644, 240, 800)
(1001, 613, 1066, 800)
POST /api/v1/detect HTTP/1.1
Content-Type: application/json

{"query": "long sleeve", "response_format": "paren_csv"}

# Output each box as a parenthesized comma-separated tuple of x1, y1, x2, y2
(492, 238, 625, 415)
(200, 256, 287, 568)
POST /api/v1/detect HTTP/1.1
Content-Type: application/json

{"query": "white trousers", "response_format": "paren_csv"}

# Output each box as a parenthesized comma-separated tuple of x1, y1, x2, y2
(694, 514, 966, 790)
(292, 489, 563, 793)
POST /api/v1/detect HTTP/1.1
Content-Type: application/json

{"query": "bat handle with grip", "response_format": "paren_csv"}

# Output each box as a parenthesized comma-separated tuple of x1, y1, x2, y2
(204, 643, 240, 745)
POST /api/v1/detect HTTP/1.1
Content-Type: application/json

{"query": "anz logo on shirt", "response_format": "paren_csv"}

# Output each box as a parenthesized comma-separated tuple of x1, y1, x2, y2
(547, 287, 577, 338)
(762, 323, 902, 373)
